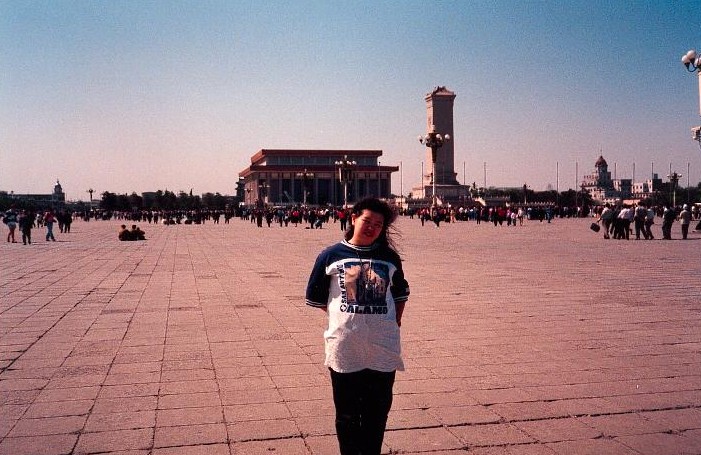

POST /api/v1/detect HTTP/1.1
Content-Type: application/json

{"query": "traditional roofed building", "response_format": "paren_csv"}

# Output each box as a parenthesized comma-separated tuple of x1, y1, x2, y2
(238, 149, 398, 207)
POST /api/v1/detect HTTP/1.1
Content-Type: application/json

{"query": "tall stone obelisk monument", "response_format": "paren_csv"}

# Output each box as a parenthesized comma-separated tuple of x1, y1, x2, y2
(423, 86, 459, 188)
(411, 86, 468, 203)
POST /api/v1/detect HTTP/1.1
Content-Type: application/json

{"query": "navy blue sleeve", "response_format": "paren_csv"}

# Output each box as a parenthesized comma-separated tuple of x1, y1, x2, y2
(388, 251, 409, 303)
(305, 250, 331, 308)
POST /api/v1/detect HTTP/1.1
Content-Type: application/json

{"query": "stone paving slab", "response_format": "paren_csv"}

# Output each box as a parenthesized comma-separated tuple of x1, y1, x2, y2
(1, 216, 700, 454)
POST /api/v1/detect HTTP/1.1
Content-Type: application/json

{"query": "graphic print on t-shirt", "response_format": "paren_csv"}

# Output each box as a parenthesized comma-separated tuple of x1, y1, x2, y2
(341, 261, 389, 313)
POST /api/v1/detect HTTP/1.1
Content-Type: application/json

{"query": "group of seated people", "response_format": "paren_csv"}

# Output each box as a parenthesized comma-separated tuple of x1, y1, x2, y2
(118, 224, 146, 241)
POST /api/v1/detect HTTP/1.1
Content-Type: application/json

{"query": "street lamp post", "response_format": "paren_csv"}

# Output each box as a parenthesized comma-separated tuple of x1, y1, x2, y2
(86, 188, 94, 221)
(296, 169, 315, 206)
(667, 171, 682, 207)
(681, 49, 701, 147)
(335, 156, 356, 208)
(87, 188, 94, 213)
(418, 125, 450, 209)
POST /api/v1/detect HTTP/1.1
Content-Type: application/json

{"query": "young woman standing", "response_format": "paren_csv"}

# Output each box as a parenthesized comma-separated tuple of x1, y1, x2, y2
(306, 198, 409, 455)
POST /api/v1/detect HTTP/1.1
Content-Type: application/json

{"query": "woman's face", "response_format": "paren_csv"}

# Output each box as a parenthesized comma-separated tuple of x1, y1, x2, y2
(350, 209, 385, 246)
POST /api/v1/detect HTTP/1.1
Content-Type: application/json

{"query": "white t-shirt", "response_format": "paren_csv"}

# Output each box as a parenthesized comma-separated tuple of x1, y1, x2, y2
(306, 240, 410, 373)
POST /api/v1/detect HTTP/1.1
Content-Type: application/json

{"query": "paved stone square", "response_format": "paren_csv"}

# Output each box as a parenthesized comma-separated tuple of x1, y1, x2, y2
(1, 216, 700, 454)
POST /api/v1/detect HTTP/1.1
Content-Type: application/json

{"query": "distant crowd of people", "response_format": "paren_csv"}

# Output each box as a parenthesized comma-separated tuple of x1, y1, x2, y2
(595, 202, 698, 240)
(3, 201, 699, 245)
(408, 205, 558, 227)
(400, 202, 699, 240)
(76, 209, 237, 225)
(81, 207, 346, 230)
(243, 207, 340, 229)
(1, 207, 67, 244)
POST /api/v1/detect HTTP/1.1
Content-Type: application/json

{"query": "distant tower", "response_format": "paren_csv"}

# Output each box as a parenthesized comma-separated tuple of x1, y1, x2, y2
(593, 156, 612, 188)
(423, 86, 459, 187)
(582, 155, 617, 203)
(53, 179, 64, 196)
(52, 179, 66, 205)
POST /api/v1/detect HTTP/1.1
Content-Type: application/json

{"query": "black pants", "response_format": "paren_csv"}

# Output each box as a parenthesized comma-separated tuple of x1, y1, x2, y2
(662, 222, 673, 239)
(330, 368, 395, 455)
(634, 219, 645, 239)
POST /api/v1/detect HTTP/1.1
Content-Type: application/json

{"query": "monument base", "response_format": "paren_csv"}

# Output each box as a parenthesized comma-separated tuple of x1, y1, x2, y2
(409, 184, 472, 207)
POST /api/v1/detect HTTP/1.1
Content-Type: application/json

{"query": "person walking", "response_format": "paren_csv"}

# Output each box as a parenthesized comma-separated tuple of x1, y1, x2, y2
(306, 198, 409, 455)
(3, 206, 18, 243)
(44, 209, 57, 241)
(612, 205, 629, 240)
(644, 205, 656, 240)
(63, 211, 73, 233)
(634, 203, 647, 240)
(679, 204, 691, 240)
(338, 208, 348, 231)
(598, 204, 613, 239)
(621, 204, 634, 240)
(18, 210, 33, 245)
(661, 205, 676, 240)
(432, 207, 442, 227)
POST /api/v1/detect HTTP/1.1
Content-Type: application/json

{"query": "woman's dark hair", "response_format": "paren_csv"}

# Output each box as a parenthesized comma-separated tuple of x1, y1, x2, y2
(344, 198, 399, 251)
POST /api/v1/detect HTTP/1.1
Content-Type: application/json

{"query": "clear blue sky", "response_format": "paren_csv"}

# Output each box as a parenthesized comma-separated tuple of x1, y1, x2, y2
(2, 0, 700, 199)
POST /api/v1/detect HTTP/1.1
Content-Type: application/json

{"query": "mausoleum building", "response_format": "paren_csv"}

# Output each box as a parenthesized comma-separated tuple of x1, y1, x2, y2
(238, 149, 397, 206)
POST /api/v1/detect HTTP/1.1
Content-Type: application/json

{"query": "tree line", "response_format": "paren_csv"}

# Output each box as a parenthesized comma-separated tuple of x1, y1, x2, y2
(98, 190, 233, 212)
(2, 182, 699, 213)
(475, 182, 701, 208)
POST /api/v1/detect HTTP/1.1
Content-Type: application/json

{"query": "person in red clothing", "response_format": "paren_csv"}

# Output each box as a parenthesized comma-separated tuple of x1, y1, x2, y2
(43, 209, 56, 241)
(338, 208, 348, 231)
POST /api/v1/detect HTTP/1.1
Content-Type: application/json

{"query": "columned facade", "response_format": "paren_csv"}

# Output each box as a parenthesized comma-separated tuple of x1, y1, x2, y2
(238, 149, 397, 206)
